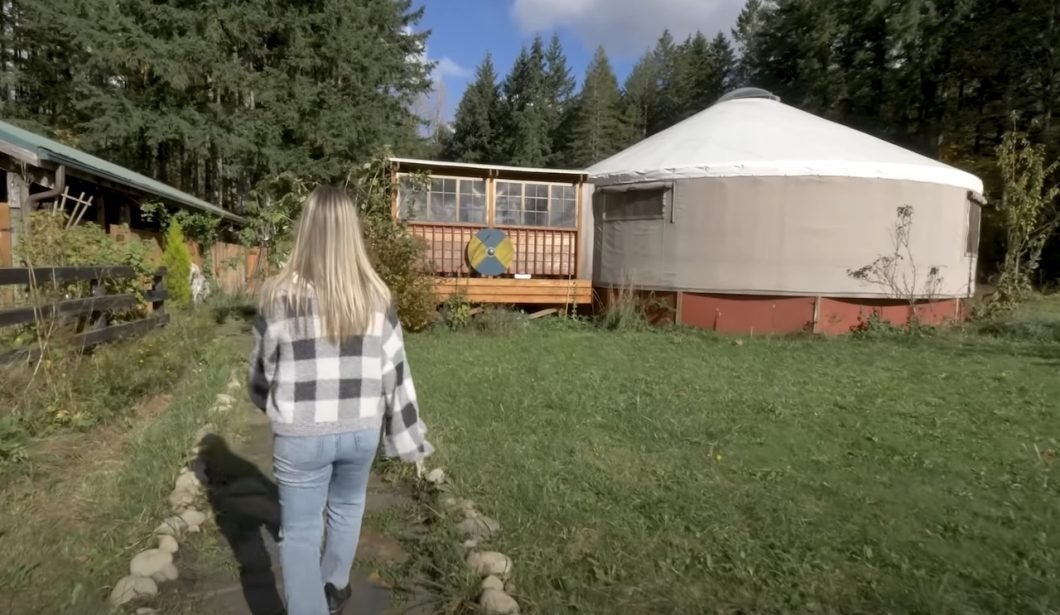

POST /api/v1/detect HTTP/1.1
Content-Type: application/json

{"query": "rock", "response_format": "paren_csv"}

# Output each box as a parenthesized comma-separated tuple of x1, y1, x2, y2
(479, 588, 520, 614)
(168, 487, 196, 510)
(457, 516, 500, 542)
(190, 264, 210, 304)
(109, 575, 158, 607)
(154, 516, 187, 537)
(174, 470, 202, 494)
(481, 575, 505, 591)
(130, 549, 173, 579)
(425, 468, 445, 484)
(180, 508, 207, 529)
(367, 570, 392, 589)
(467, 551, 512, 578)
(157, 535, 179, 554)
(151, 563, 179, 584)
(194, 424, 216, 443)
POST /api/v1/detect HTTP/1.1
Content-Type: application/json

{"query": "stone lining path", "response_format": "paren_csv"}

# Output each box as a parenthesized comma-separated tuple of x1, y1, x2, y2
(178, 408, 437, 615)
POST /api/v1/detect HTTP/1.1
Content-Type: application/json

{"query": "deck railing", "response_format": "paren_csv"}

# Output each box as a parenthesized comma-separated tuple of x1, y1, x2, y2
(409, 223, 577, 277)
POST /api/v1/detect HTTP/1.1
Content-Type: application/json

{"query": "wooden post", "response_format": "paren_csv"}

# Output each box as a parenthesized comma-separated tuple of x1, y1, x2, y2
(152, 269, 167, 315)
(88, 278, 107, 332)
(6, 172, 28, 254)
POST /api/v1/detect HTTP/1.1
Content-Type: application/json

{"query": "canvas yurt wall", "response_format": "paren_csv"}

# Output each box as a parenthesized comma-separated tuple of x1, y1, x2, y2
(588, 89, 985, 334)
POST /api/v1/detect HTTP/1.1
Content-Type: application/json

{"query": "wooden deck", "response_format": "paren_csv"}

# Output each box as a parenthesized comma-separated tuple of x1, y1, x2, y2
(435, 277, 592, 305)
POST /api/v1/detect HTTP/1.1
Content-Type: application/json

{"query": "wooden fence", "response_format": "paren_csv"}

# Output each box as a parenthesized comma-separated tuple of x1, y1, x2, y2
(0, 266, 168, 364)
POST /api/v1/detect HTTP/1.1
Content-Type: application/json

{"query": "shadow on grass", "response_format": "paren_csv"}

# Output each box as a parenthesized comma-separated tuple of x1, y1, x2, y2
(197, 433, 285, 615)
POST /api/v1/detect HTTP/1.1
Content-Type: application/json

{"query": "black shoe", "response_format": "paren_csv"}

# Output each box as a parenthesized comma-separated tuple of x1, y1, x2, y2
(324, 582, 352, 615)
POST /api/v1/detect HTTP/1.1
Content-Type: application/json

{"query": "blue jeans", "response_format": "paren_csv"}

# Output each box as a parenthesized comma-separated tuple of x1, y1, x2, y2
(273, 429, 379, 615)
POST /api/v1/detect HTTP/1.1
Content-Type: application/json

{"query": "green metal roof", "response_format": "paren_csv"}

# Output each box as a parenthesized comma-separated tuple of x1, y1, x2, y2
(0, 119, 244, 224)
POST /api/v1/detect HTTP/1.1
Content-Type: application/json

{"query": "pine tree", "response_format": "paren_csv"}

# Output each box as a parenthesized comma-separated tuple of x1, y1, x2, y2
(446, 54, 501, 163)
(622, 53, 659, 144)
(566, 47, 627, 167)
(498, 38, 552, 167)
(544, 33, 577, 165)
(162, 221, 193, 307)
(711, 34, 738, 94)
(648, 30, 682, 134)
(674, 32, 722, 120)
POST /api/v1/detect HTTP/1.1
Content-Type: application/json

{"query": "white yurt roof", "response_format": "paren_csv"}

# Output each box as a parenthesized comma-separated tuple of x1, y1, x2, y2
(588, 94, 984, 193)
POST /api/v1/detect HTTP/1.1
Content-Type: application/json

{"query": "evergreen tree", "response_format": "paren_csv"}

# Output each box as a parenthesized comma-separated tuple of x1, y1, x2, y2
(498, 37, 552, 167)
(647, 30, 682, 134)
(544, 33, 577, 165)
(711, 34, 738, 94)
(566, 47, 627, 167)
(674, 32, 722, 120)
(3, 0, 433, 210)
(621, 53, 659, 144)
(446, 54, 501, 163)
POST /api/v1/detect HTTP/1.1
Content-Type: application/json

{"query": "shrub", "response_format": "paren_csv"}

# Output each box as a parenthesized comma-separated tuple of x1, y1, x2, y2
(473, 306, 528, 335)
(599, 284, 651, 331)
(162, 221, 193, 306)
(348, 151, 438, 331)
(16, 210, 154, 299)
(441, 293, 473, 330)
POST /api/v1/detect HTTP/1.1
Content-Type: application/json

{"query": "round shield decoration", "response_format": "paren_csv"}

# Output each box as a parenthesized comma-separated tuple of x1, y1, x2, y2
(466, 228, 514, 277)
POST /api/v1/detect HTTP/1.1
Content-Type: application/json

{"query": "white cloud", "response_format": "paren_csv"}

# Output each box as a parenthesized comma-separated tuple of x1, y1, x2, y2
(510, 0, 745, 57)
(433, 57, 472, 80)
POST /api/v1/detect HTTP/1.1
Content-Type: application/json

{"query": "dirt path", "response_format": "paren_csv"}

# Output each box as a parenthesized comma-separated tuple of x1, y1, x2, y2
(174, 408, 437, 615)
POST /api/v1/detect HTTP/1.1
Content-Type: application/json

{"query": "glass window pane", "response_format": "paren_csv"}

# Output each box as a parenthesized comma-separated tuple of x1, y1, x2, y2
(551, 201, 576, 228)
(496, 181, 522, 225)
(398, 176, 427, 219)
(459, 179, 486, 223)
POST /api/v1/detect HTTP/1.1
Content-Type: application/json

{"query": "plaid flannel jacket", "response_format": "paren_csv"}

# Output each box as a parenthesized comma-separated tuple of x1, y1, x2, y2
(247, 296, 433, 463)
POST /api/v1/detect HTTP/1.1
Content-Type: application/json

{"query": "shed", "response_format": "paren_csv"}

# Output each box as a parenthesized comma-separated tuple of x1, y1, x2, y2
(0, 119, 255, 292)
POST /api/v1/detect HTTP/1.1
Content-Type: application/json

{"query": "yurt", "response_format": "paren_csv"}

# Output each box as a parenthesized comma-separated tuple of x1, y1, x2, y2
(588, 88, 985, 334)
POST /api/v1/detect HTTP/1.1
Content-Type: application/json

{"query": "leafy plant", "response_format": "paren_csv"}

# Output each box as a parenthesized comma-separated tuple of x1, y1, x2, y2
(984, 123, 1060, 314)
(848, 205, 944, 329)
(442, 293, 473, 330)
(237, 173, 308, 273)
(140, 201, 223, 250)
(347, 150, 438, 331)
(162, 221, 193, 306)
(15, 210, 154, 312)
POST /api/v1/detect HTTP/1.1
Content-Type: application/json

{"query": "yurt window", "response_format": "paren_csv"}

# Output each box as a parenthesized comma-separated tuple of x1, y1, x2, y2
(967, 201, 982, 256)
(600, 187, 667, 222)
(495, 181, 578, 228)
(397, 174, 485, 224)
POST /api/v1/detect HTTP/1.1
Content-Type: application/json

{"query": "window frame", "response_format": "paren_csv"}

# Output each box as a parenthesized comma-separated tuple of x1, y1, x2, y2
(396, 173, 488, 225)
(494, 179, 579, 230)
(598, 184, 670, 222)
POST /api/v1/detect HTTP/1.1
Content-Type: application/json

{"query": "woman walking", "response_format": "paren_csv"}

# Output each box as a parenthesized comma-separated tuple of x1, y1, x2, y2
(247, 186, 433, 615)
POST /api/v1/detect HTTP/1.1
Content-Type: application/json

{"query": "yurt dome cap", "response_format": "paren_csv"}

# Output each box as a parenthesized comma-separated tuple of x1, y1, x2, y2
(716, 87, 780, 103)
(588, 92, 984, 194)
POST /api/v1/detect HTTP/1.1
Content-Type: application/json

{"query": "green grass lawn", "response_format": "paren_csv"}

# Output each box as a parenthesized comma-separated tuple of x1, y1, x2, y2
(407, 309, 1060, 614)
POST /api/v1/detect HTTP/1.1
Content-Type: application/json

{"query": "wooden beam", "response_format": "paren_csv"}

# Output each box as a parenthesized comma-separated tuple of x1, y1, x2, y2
(0, 141, 40, 167)
(0, 313, 170, 365)
(0, 266, 136, 286)
(528, 308, 558, 319)
(0, 293, 139, 328)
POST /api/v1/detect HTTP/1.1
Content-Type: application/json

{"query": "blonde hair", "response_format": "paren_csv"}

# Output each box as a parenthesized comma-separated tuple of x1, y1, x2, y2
(260, 185, 390, 340)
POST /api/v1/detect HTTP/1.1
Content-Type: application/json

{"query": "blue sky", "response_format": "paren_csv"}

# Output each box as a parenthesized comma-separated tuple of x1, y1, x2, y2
(415, 0, 746, 120)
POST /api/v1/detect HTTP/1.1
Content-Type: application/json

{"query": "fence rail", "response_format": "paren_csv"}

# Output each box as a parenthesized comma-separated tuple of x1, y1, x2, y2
(0, 266, 168, 365)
